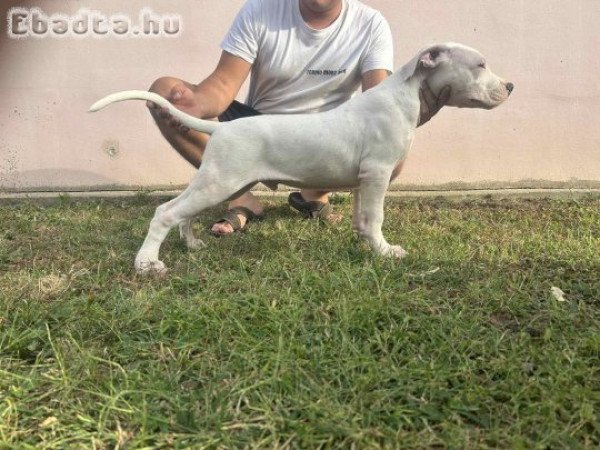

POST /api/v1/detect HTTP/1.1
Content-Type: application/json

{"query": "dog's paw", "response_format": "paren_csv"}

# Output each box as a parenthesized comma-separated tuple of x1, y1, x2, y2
(185, 238, 206, 250)
(135, 259, 168, 276)
(387, 245, 408, 259)
(179, 221, 205, 249)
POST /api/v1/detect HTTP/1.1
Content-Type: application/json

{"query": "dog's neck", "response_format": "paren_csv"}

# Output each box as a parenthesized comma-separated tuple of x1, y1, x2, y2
(380, 56, 443, 128)
(372, 59, 428, 127)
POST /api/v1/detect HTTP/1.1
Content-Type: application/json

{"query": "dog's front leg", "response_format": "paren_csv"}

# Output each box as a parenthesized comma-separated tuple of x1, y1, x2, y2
(356, 178, 408, 259)
(351, 189, 361, 233)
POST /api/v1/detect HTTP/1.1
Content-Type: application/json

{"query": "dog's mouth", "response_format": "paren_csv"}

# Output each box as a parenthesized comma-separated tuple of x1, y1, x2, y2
(469, 98, 491, 108)
(466, 97, 502, 110)
(468, 92, 507, 109)
(451, 88, 501, 109)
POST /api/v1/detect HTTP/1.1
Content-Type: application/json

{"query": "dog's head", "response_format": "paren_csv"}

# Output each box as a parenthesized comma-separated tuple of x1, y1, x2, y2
(416, 43, 513, 109)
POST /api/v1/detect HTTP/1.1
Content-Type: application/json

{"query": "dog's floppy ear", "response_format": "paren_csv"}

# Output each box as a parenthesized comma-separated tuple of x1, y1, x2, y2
(418, 46, 450, 69)
(401, 44, 452, 80)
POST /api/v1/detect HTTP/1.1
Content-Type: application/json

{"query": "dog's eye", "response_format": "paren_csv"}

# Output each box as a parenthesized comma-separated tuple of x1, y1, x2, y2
(478, 62, 486, 69)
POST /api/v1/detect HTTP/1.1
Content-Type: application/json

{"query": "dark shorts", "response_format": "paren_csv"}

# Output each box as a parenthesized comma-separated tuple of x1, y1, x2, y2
(218, 101, 262, 122)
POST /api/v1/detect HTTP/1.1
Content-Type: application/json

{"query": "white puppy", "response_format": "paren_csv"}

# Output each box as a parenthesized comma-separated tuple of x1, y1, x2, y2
(90, 42, 513, 274)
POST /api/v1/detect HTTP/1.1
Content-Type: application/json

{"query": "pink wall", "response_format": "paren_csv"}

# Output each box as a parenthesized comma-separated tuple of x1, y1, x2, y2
(1, 0, 599, 192)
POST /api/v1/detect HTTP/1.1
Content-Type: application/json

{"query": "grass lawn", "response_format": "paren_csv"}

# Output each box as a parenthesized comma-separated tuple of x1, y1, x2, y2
(0, 195, 598, 449)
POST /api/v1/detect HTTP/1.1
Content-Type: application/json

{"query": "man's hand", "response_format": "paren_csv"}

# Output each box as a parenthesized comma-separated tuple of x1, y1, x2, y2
(147, 82, 200, 133)
(418, 81, 451, 127)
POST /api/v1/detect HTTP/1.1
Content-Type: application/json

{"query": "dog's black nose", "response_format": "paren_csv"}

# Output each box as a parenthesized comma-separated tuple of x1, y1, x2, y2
(506, 82, 514, 94)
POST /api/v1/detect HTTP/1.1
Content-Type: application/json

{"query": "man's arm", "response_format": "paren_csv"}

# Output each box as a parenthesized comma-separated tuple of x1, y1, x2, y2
(362, 69, 389, 91)
(193, 51, 252, 118)
(149, 51, 251, 127)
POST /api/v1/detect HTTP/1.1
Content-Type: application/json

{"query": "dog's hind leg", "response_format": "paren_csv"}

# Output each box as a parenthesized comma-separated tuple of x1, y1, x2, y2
(179, 218, 205, 250)
(135, 177, 252, 274)
(134, 193, 205, 275)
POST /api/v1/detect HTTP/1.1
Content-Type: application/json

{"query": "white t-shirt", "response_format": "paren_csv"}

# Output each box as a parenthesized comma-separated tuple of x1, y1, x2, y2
(221, 0, 394, 114)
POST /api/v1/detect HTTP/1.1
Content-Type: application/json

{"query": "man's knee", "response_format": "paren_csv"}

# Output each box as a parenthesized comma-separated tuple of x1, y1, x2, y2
(146, 77, 182, 118)
(146, 76, 208, 167)
(148, 76, 182, 97)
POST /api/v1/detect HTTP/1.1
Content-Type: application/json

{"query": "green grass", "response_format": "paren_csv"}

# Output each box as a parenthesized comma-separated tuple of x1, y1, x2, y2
(0, 195, 598, 449)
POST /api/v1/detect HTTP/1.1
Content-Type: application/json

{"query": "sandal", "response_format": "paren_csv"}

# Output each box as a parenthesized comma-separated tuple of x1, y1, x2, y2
(288, 192, 333, 219)
(210, 206, 263, 236)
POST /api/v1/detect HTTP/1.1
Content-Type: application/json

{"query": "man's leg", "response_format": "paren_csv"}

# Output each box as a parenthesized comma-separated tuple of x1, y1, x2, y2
(148, 77, 209, 168)
(298, 189, 330, 204)
(295, 160, 406, 219)
(148, 76, 263, 235)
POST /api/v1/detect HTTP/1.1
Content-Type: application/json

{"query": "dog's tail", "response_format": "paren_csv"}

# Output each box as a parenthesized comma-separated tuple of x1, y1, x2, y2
(88, 90, 221, 135)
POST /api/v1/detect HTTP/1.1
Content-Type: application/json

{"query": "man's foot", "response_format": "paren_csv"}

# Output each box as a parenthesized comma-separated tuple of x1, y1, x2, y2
(211, 192, 264, 235)
(288, 192, 342, 223)
(210, 206, 264, 235)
